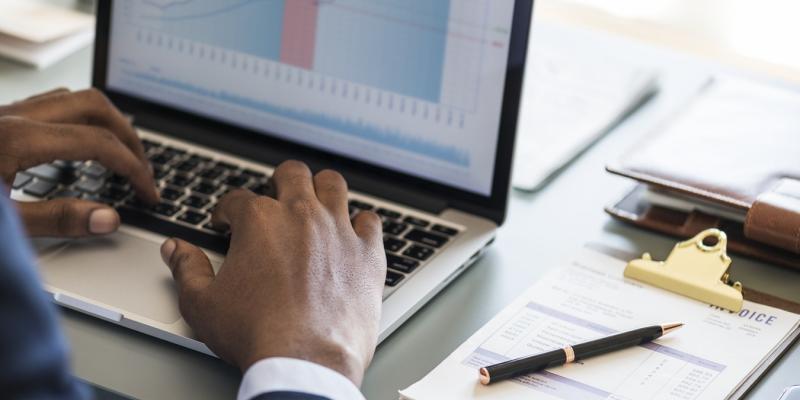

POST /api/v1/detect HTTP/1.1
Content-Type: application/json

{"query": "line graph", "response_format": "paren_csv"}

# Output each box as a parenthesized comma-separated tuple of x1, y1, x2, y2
(108, 0, 518, 191)
(137, 0, 453, 102)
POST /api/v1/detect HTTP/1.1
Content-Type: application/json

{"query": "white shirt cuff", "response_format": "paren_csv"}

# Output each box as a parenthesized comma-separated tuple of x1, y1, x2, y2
(237, 357, 365, 400)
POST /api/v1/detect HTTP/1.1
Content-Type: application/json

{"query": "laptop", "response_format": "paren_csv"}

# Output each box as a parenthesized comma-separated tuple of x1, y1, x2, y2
(13, 0, 533, 355)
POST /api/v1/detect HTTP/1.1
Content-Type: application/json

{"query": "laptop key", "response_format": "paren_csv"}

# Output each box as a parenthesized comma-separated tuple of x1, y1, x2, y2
(385, 271, 405, 287)
(188, 154, 212, 163)
(403, 245, 434, 261)
(383, 237, 407, 253)
(431, 224, 459, 236)
(405, 229, 448, 248)
(27, 164, 78, 184)
(153, 203, 182, 217)
(382, 220, 408, 236)
(178, 210, 207, 225)
(81, 163, 108, 179)
(376, 208, 401, 219)
(161, 187, 185, 201)
(149, 152, 174, 166)
(23, 180, 57, 198)
(386, 254, 420, 274)
(75, 178, 105, 194)
(192, 181, 219, 196)
(169, 174, 195, 188)
(183, 195, 210, 209)
(199, 167, 226, 180)
(175, 160, 200, 173)
(224, 174, 250, 188)
(164, 146, 186, 156)
(242, 169, 266, 178)
(12, 173, 32, 190)
(26, 164, 61, 181)
(403, 216, 430, 228)
(215, 161, 237, 170)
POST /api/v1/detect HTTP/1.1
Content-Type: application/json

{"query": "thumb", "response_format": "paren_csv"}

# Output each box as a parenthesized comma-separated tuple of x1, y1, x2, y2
(16, 199, 120, 237)
(161, 238, 215, 323)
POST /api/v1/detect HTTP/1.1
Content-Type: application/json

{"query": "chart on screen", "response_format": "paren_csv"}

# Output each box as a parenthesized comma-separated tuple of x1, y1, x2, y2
(107, 0, 516, 195)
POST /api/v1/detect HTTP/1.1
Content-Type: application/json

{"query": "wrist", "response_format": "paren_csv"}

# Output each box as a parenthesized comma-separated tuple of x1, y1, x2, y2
(240, 340, 366, 386)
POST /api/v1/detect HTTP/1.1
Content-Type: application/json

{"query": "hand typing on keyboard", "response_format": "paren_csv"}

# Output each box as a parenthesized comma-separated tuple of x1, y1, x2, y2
(159, 161, 386, 386)
(0, 88, 159, 237)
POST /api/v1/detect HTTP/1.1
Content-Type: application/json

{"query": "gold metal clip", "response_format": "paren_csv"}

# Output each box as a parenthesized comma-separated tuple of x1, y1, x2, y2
(624, 229, 743, 312)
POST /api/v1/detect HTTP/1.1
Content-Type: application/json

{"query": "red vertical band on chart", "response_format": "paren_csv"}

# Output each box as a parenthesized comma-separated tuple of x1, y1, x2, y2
(280, 0, 319, 70)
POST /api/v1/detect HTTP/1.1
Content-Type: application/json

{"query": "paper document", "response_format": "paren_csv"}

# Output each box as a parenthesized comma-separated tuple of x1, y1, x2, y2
(400, 248, 800, 400)
(0, 0, 93, 43)
(512, 23, 658, 191)
(0, 0, 95, 69)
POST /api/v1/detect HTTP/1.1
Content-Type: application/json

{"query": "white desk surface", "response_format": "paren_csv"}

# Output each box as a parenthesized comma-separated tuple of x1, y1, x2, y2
(1, 22, 798, 400)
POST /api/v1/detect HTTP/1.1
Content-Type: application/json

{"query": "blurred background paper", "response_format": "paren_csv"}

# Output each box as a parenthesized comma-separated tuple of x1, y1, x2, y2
(0, 0, 94, 69)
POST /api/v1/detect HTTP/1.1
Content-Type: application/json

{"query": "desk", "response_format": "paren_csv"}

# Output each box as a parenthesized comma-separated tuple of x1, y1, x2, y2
(1, 22, 798, 400)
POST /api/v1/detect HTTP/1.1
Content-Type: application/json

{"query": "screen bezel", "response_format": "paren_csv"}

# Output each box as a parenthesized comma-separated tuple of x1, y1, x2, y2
(92, 0, 533, 225)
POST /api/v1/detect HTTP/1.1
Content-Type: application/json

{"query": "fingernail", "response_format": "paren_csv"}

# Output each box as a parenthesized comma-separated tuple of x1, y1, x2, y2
(89, 208, 120, 234)
(161, 239, 176, 266)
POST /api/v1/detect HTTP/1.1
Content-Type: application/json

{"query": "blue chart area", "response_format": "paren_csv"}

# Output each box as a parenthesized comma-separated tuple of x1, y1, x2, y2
(129, 71, 470, 166)
(131, 0, 467, 166)
(138, 0, 450, 102)
(315, 0, 450, 102)
(140, 0, 285, 60)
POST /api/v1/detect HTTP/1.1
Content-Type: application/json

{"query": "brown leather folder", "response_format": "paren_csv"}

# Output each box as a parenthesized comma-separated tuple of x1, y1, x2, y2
(605, 78, 800, 269)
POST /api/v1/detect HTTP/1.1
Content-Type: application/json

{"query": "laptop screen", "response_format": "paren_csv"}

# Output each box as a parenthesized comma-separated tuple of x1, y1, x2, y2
(106, 0, 517, 196)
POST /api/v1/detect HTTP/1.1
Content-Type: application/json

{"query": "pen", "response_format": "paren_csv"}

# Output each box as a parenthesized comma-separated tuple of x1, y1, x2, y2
(478, 322, 684, 385)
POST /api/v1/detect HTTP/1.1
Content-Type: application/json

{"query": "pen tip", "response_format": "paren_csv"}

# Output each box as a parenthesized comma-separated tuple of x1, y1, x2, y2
(661, 322, 684, 335)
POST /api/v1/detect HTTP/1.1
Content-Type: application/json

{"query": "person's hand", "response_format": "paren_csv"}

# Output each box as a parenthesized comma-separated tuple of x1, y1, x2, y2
(0, 88, 159, 237)
(159, 161, 386, 385)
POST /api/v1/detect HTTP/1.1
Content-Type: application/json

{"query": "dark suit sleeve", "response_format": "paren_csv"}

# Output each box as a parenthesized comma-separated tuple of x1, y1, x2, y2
(0, 192, 88, 399)
(251, 392, 330, 400)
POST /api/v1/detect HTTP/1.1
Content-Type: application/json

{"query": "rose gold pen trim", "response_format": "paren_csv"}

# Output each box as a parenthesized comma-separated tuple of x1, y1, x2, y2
(660, 322, 685, 336)
(563, 345, 575, 363)
(479, 367, 491, 385)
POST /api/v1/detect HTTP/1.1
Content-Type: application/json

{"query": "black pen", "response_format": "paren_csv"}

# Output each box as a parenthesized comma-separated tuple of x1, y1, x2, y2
(479, 322, 684, 385)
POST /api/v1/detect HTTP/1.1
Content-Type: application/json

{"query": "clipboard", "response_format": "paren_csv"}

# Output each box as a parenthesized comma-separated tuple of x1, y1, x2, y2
(586, 238, 800, 399)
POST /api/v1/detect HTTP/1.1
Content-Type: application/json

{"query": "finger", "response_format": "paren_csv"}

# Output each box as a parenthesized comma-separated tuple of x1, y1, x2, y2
(313, 169, 349, 216)
(16, 199, 120, 237)
(5, 119, 159, 203)
(6, 88, 148, 167)
(352, 210, 383, 244)
(270, 160, 315, 201)
(22, 88, 71, 102)
(160, 238, 214, 324)
(210, 189, 261, 232)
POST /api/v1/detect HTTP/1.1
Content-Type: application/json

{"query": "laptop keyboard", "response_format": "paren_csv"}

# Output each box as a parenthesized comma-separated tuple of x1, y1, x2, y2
(12, 137, 461, 288)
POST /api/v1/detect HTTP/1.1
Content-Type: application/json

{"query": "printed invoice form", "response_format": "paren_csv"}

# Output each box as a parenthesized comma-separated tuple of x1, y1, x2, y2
(400, 248, 800, 400)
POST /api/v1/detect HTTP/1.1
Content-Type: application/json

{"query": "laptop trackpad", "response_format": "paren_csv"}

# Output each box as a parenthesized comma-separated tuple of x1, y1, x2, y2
(38, 231, 184, 324)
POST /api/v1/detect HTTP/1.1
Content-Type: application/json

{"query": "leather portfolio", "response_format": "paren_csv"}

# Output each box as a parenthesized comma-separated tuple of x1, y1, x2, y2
(606, 78, 800, 269)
